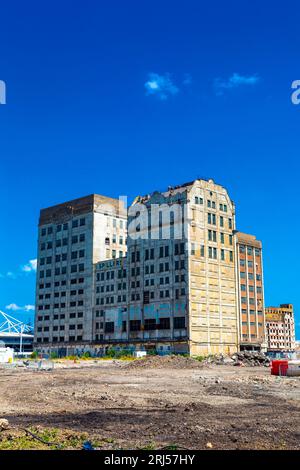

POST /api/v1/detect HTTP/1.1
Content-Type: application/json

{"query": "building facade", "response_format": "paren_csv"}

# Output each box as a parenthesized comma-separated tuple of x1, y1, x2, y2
(122, 178, 238, 356)
(94, 257, 127, 348)
(34, 194, 127, 354)
(265, 304, 295, 352)
(235, 232, 266, 351)
(34, 179, 268, 357)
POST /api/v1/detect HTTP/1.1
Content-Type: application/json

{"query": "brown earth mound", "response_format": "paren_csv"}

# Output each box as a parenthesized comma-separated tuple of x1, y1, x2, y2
(125, 354, 205, 369)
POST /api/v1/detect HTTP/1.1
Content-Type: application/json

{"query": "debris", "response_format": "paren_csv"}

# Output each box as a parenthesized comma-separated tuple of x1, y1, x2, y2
(126, 355, 205, 370)
(206, 442, 213, 448)
(231, 351, 270, 367)
(0, 419, 9, 431)
(83, 441, 95, 451)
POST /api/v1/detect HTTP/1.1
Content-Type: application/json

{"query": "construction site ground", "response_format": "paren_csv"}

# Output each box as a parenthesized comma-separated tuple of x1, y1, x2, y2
(0, 356, 299, 450)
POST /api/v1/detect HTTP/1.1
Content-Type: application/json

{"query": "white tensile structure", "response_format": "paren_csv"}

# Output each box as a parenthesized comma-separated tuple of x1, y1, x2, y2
(0, 310, 34, 353)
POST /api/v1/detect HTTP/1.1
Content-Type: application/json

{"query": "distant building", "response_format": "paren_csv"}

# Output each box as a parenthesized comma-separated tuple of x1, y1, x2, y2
(34, 194, 127, 354)
(0, 333, 33, 353)
(235, 232, 266, 351)
(265, 304, 295, 352)
(0, 311, 33, 353)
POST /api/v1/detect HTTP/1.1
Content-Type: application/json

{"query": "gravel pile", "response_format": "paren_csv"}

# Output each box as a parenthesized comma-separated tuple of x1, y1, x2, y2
(126, 354, 205, 369)
(126, 351, 271, 369)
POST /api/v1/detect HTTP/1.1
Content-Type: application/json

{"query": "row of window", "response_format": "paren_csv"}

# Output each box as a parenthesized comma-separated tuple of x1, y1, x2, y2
(131, 287, 186, 302)
(96, 272, 186, 295)
(41, 218, 86, 237)
(38, 300, 84, 310)
(40, 250, 85, 266)
(130, 260, 186, 277)
(240, 272, 261, 281)
(242, 334, 260, 339)
(108, 218, 126, 229)
(96, 283, 126, 293)
(208, 247, 233, 262)
(240, 259, 259, 268)
(37, 312, 84, 322)
(241, 309, 263, 315)
(208, 213, 232, 228)
(39, 278, 84, 290)
(208, 230, 233, 245)
(241, 297, 260, 305)
(36, 336, 83, 343)
(96, 296, 119, 305)
(39, 264, 85, 278)
(40, 233, 86, 250)
(105, 235, 125, 245)
(37, 324, 83, 333)
(39, 289, 84, 300)
(106, 249, 126, 259)
(194, 197, 228, 213)
(95, 286, 187, 305)
(96, 269, 126, 282)
(105, 316, 186, 333)
(131, 243, 185, 263)
(240, 285, 262, 293)
(239, 246, 260, 256)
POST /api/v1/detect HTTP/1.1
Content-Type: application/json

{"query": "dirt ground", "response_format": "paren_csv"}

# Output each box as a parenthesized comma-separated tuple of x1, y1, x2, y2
(0, 358, 299, 450)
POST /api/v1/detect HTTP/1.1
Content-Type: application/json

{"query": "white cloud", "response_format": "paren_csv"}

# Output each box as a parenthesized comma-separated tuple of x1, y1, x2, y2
(214, 73, 260, 95)
(24, 305, 35, 311)
(21, 259, 37, 273)
(6, 303, 21, 311)
(0, 258, 37, 280)
(5, 303, 35, 312)
(145, 73, 179, 100)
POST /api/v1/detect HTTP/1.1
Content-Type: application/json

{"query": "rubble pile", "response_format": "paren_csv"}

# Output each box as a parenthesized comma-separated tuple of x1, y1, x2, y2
(126, 354, 205, 369)
(126, 352, 271, 369)
(202, 354, 233, 365)
(231, 351, 270, 367)
(202, 352, 270, 367)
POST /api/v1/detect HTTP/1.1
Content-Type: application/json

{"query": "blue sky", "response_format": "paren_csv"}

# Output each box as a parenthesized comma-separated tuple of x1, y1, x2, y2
(0, 1, 299, 337)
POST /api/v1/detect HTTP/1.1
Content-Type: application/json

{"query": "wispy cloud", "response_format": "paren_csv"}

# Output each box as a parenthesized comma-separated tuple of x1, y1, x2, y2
(0, 258, 37, 279)
(6, 303, 35, 312)
(21, 259, 37, 273)
(214, 72, 260, 96)
(145, 73, 179, 100)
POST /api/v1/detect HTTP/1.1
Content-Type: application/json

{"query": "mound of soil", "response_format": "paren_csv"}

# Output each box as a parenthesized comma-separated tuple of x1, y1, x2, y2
(125, 354, 205, 369)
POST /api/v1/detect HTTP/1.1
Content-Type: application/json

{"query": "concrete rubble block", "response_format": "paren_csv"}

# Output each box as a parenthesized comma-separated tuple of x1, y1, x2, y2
(0, 418, 9, 431)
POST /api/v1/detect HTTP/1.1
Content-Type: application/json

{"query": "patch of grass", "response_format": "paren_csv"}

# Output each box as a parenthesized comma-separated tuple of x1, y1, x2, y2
(30, 351, 38, 359)
(0, 427, 89, 450)
(163, 444, 179, 450)
(139, 441, 157, 450)
(102, 437, 115, 444)
(193, 355, 206, 362)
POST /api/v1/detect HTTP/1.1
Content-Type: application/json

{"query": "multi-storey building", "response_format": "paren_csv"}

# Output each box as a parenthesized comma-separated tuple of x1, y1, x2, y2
(124, 178, 238, 355)
(34, 194, 127, 354)
(34, 178, 269, 357)
(235, 232, 266, 351)
(265, 304, 295, 352)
